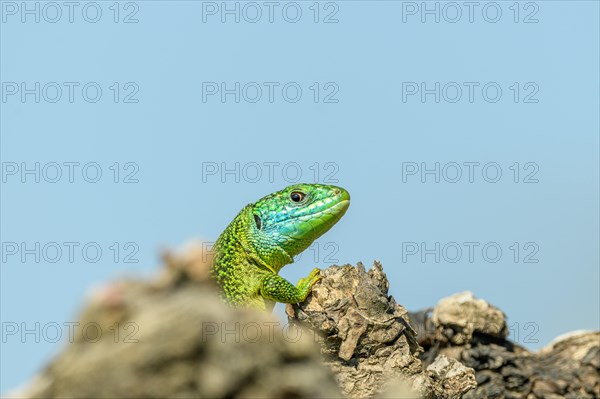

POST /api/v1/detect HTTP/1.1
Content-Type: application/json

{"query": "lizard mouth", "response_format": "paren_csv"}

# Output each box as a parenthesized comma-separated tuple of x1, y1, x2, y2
(310, 188, 350, 218)
(288, 197, 350, 225)
(320, 199, 350, 218)
(293, 186, 350, 221)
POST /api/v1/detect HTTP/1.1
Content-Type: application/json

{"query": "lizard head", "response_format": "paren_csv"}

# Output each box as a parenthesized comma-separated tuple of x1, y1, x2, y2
(249, 183, 350, 270)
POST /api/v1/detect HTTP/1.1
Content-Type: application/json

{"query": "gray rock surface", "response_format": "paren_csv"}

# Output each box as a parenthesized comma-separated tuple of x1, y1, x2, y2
(409, 292, 600, 399)
(7, 247, 342, 399)
(286, 262, 477, 399)
(7, 247, 598, 399)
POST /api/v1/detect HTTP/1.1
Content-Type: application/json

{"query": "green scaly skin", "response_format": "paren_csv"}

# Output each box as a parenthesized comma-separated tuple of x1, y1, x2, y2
(210, 184, 350, 311)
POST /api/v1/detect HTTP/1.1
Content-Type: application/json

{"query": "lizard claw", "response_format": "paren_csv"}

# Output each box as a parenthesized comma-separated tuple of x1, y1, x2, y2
(297, 268, 322, 295)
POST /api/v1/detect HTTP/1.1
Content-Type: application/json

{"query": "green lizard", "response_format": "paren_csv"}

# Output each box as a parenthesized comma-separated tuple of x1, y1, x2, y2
(210, 183, 350, 311)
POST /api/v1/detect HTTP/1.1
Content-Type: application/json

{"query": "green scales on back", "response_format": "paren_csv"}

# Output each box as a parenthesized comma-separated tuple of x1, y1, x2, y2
(210, 184, 350, 311)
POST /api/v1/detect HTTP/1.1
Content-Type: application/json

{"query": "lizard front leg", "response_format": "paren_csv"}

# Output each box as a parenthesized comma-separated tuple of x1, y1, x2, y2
(259, 268, 321, 304)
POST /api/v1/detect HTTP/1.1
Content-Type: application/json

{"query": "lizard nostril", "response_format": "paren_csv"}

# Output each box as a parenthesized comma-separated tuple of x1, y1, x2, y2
(333, 189, 340, 195)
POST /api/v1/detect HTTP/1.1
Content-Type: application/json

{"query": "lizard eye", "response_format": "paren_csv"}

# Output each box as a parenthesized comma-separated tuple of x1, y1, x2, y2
(253, 214, 262, 230)
(290, 191, 305, 203)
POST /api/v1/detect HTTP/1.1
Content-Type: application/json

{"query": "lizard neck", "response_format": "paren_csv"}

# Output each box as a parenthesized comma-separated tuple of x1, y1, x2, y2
(213, 205, 292, 275)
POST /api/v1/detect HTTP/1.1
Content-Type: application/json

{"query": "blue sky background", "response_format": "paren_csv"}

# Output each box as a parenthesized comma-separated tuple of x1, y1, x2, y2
(1, 0, 599, 393)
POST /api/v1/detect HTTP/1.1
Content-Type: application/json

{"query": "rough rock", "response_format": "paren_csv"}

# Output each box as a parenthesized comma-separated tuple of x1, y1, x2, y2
(7, 247, 598, 399)
(7, 245, 342, 399)
(432, 291, 508, 344)
(409, 292, 600, 399)
(286, 262, 477, 398)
